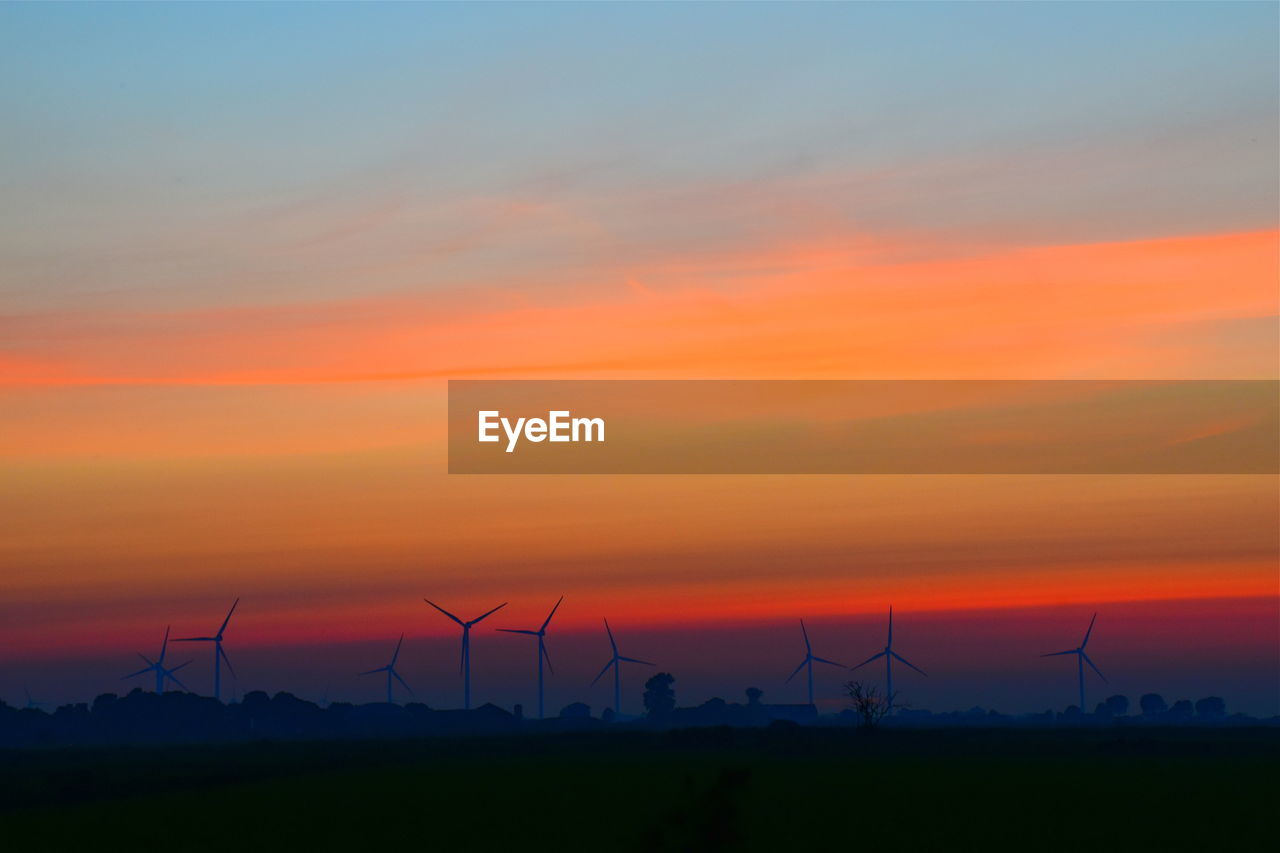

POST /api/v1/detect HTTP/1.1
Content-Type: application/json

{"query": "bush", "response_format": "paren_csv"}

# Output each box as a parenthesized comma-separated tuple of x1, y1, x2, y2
(643, 673, 676, 718)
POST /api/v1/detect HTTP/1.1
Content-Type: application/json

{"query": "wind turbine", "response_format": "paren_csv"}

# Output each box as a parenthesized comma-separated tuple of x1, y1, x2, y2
(424, 598, 506, 710)
(1041, 612, 1107, 711)
(123, 626, 192, 693)
(497, 596, 563, 719)
(590, 619, 653, 718)
(22, 688, 46, 711)
(175, 598, 239, 702)
(785, 619, 844, 706)
(849, 606, 926, 713)
(360, 633, 413, 704)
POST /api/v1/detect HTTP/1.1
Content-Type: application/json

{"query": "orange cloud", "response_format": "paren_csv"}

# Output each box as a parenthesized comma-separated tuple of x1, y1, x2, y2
(1, 228, 1275, 389)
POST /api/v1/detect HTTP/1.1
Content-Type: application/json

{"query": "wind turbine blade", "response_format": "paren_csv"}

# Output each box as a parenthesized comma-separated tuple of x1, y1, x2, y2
(800, 619, 812, 654)
(888, 605, 894, 647)
(540, 596, 564, 633)
(123, 667, 151, 679)
(392, 670, 414, 695)
(785, 659, 808, 683)
(360, 666, 388, 676)
(619, 656, 654, 666)
(590, 658, 614, 686)
(1040, 650, 1077, 657)
(174, 636, 214, 642)
(459, 633, 467, 676)
(891, 650, 927, 676)
(1082, 612, 1097, 648)
(218, 645, 237, 678)
(169, 661, 192, 672)
(424, 599, 465, 626)
(604, 619, 618, 655)
(1082, 652, 1108, 683)
(497, 629, 539, 635)
(159, 625, 170, 663)
(137, 653, 156, 666)
(218, 598, 240, 636)
(849, 651, 885, 671)
(391, 633, 404, 666)
(541, 640, 554, 675)
(167, 671, 190, 692)
(812, 656, 845, 668)
(469, 602, 508, 625)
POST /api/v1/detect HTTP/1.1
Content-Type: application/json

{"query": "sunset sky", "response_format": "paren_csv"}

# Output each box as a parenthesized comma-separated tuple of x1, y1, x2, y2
(2, 3, 1277, 714)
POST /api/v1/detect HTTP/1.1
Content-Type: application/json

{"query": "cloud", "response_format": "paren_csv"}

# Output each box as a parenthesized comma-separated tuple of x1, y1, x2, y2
(1, 228, 1274, 390)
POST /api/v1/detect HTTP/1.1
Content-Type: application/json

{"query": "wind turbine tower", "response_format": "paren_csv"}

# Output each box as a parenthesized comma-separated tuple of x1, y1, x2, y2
(849, 606, 926, 713)
(22, 688, 46, 711)
(175, 598, 240, 702)
(1041, 612, 1108, 711)
(590, 619, 653, 718)
(497, 596, 563, 719)
(424, 599, 506, 710)
(786, 619, 843, 706)
(361, 633, 413, 704)
(123, 626, 192, 693)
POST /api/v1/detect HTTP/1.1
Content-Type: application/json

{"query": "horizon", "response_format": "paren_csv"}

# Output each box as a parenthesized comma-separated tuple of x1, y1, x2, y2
(9, 595, 1276, 717)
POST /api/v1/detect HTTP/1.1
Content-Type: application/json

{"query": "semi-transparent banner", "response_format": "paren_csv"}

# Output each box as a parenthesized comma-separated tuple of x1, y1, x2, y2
(447, 380, 1278, 474)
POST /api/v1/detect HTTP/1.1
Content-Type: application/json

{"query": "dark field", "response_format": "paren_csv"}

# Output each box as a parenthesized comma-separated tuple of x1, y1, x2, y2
(2, 727, 1275, 851)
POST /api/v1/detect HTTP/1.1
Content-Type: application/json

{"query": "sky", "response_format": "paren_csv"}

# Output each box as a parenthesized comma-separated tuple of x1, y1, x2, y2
(1, 2, 1277, 715)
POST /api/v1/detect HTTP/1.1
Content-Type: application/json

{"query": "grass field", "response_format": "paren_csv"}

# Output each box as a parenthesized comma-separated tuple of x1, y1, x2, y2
(3, 727, 1274, 850)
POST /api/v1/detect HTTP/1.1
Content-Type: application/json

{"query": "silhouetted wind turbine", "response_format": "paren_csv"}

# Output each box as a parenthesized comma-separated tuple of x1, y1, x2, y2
(123, 626, 192, 693)
(1041, 612, 1107, 711)
(175, 598, 239, 702)
(590, 619, 653, 717)
(361, 633, 413, 704)
(23, 688, 46, 711)
(497, 596, 563, 719)
(786, 619, 843, 706)
(424, 599, 506, 710)
(849, 606, 926, 713)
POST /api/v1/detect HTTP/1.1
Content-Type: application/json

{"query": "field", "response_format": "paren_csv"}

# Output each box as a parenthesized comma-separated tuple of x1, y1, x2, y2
(3, 726, 1274, 850)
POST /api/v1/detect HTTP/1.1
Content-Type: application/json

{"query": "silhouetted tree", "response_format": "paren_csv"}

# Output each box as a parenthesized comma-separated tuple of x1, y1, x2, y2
(1139, 693, 1168, 716)
(643, 673, 676, 719)
(745, 687, 762, 706)
(845, 681, 891, 729)
(1195, 697, 1226, 719)
(1105, 695, 1129, 717)
(559, 702, 590, 719)
(242, 690, 271, 714)
(1168, 699, 1193, 720)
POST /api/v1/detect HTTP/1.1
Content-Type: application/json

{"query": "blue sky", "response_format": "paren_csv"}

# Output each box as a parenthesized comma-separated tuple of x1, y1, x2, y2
(2, 2, 1276, 312)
